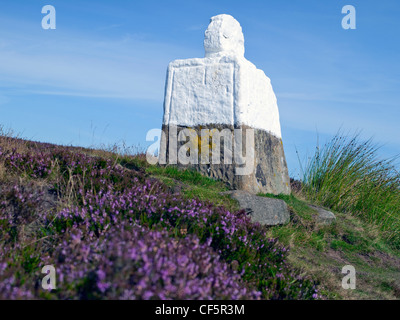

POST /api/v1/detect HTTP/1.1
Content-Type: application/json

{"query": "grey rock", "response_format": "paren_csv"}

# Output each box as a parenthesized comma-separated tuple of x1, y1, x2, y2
(159, 124, 291, 195)
(309, 205, 336, 225)
(227, 190, 290, 226)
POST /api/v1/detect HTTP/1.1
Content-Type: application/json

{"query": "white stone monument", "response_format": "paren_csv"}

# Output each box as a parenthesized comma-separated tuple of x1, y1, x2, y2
(160, 14, 290, 195)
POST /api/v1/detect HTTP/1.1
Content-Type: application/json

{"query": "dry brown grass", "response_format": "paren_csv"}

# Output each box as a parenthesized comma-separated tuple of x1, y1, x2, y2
(0, 162, 5, 181)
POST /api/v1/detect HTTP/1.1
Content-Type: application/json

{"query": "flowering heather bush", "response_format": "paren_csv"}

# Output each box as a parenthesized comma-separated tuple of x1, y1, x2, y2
(0, 137, 321, 299)
(0, 145, 53, 179)
(46, 225, 261, 299)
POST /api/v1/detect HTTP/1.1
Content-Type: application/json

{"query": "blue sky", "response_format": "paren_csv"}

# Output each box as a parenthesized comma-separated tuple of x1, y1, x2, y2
(1, 0, 399, 177)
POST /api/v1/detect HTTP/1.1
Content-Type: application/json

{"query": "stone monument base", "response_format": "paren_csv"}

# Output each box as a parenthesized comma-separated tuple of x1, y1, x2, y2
(160, 124, 291, 195)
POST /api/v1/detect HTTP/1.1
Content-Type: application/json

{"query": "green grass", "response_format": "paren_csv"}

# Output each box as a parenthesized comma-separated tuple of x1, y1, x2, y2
(259, 192, 400, 299)
(145, 165, 240, 212)
(147, 166, 222, 188)
(300, 132, 400, 248)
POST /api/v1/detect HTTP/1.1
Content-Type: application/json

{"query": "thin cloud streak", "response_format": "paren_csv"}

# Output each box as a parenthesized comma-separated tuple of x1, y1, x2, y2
(0, 19, 194, 102)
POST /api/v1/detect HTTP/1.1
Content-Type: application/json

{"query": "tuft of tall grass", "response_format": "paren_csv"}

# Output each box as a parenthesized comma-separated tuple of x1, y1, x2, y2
(301, 132, 400, 247)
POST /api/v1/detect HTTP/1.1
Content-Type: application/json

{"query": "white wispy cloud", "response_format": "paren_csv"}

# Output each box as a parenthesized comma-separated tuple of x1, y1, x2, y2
(0, 16, 196, 102)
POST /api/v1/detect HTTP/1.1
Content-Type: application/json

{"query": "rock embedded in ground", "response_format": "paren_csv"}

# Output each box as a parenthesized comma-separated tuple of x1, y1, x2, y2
(227, 190, 290, 226)
(158, 14, 291, 196)
(309, 205, 336, 225)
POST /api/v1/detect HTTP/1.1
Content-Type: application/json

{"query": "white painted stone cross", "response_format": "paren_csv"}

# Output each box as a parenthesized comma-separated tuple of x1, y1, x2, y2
(160, 14, 290, 195)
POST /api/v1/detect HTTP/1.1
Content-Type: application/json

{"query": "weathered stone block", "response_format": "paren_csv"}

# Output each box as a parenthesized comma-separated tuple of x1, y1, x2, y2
(227, 190, 290, 226)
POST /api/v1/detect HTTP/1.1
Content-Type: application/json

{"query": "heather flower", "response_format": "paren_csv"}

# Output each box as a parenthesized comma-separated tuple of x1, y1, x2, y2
(0, 137, 321, 300)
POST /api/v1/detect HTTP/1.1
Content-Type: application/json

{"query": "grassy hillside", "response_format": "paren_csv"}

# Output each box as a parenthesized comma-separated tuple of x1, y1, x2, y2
(0, 130, 319, 300)
(259, 193, 400, 299)
(1, 127, 399, 300)
(147, 165, 400, 299)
